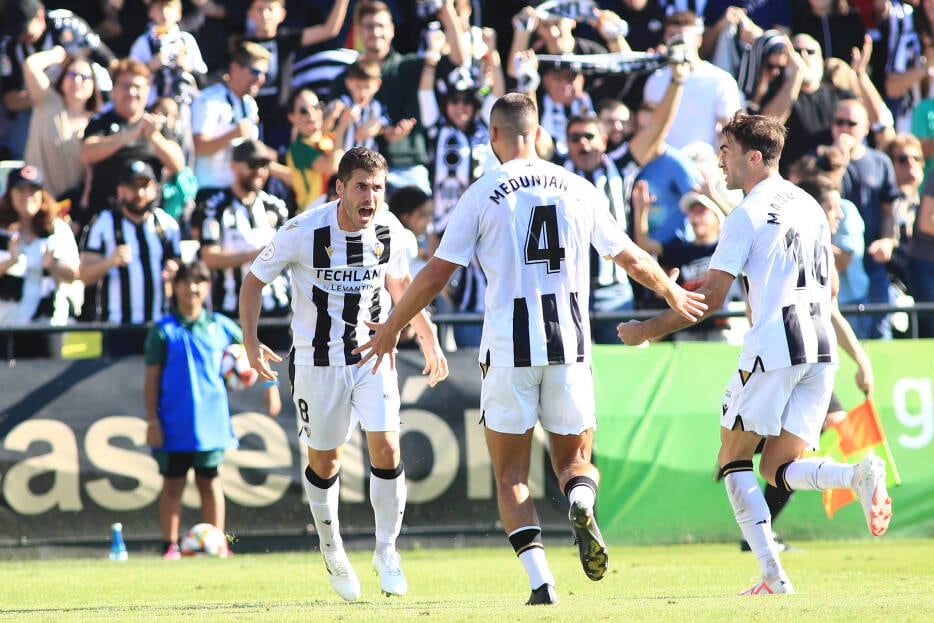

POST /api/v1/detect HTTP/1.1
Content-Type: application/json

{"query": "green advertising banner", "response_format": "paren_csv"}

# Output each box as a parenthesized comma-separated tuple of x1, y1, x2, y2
(592, 340, 934, 544)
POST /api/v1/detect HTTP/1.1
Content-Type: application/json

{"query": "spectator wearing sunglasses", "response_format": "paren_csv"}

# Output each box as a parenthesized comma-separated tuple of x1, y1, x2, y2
(21, 45, 102, 215)
(285, 88, 351, 213)
(189, 139, 290, 325)
(832, 98, 900, 339)
(762, 34, 856, 174)
(191, 42, 280, 205)
(417, 55, 505, 348)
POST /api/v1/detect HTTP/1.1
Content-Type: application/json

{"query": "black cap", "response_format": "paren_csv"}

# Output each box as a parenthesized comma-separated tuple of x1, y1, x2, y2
(232, 140, 272, 166)
(2, 0, 43, 37)
(118, 160, 157, 185)
(6, 164, 45, 191)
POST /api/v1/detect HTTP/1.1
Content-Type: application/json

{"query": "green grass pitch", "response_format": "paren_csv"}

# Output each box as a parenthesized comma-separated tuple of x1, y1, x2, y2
(1, 539, 931, 622)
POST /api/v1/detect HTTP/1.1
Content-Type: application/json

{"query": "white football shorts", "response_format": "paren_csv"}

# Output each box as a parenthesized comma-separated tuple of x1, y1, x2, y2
(480, 363, 596, 435)
(720, 362, 836, 449)
(292, 358, 401, 451)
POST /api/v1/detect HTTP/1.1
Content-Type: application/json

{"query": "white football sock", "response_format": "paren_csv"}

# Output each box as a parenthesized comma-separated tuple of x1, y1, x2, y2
(783, 456, 855, 491)
(567, 482, 596, 511)
(303, 470, 342, 551)
(518, 546, 555, 589)
(725, 470, 784, 579)
(371, 470, 406, 555)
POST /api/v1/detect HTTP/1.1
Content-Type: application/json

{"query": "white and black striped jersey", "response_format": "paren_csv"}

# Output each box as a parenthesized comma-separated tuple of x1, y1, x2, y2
(434, 157, 635, 367)
(709, 176, 837, 371)
(193, 188, 290, 316)
(249, 200, 408, 366)
(81, 208, 181, 324)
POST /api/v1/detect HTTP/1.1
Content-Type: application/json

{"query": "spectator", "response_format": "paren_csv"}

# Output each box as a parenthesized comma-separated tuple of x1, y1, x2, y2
(701, 2, 790, 60)
(190, 42, 278, 202)
(0, 165, 80, 338)
(80, 58, 185, 230)
(632, 180, 733, 342)
(336, 61, 415, 152)
(285, 88, 349, 212)
(617, 0, 669, 53)
(0, 0, 114, 159)
(642, 10, 743, 152)
(387, 185, 432, 278)
(911, 155, 934, 337)
(128, 0, 207, 109)
(789, 151, 871, 334)
(79, 161, 181, 339)
(765, 34, 855, 174)
(629, 99, 700, 247)
(191, 139, 290, 322)
(886, 134, 926, 325)
(736, 30, 788, 114)
(21, 46, 102, 209)
(875, 0, 925, 131)
(419, 61, 500, 236)
(834, 98, 901, 338)
(144, 259, 279, 560)
(239, 0, 351, 151)
(518, 56, 595, 161)
(562, 113, 636, 342)
(332, 0, 467, 195)
(792, 0, 867, 63)
(596, 99, 633, 162)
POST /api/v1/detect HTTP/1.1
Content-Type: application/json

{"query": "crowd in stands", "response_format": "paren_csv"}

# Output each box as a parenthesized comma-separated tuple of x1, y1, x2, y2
(1, 0, 932, 358)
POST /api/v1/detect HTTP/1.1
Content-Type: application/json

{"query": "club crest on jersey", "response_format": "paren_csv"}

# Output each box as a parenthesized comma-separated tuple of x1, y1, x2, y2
(325, 246, 335, 258)
(259, 243, 276, 261)
(372, 242, 384, 259)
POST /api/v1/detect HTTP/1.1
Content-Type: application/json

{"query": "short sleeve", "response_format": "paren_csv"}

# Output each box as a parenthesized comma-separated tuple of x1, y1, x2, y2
(250, 217, 302, 283)
(143, 324, 167, 365)
(708, 209, 754, 277)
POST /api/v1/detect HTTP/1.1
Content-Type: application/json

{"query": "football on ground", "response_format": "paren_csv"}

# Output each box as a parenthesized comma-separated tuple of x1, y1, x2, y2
(180, 523, 229, 557)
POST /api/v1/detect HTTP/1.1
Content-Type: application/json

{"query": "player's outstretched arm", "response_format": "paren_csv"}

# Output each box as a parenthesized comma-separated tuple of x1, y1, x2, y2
(830, 302, 874, 396)
(356, 257, 459, 372)
(239, 272, 283, 381)
(618, 268, 733, 345)
(384, 273, 450, 387)
(613, 244, 707, 321)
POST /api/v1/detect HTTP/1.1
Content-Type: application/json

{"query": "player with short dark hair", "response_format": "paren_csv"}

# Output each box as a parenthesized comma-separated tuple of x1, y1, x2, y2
(618, 111, 893, 595)
(355, 93, 706, 606)
(239, 146, 448, 601)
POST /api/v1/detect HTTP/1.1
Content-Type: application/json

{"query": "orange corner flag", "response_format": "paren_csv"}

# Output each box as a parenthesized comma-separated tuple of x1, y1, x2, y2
(832, 399, 886, 456)
(823, 488, 857, 519)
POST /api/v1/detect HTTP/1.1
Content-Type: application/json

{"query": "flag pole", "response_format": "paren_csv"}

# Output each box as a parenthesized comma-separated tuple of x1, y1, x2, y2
(868, 399, 902, 485)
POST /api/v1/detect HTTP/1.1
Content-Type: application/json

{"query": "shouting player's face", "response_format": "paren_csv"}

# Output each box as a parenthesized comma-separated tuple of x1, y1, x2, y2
(336, 168, 386, 231)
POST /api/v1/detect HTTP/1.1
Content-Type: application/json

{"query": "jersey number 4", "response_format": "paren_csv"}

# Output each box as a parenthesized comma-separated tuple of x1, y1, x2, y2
(524, 204, 566, 273)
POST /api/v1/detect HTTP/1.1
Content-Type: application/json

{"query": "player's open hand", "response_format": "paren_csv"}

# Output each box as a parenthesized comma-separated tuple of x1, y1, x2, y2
(245, 340, 282, 381)
(417, 330, 449, 387)
(353, 321, 400, 373)
(664, 282, 707, 322)
(617, 319, 645, 345)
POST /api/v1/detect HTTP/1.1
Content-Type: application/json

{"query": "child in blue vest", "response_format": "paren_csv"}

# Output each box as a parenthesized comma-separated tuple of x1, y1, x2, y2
(144, 260, 280, 558)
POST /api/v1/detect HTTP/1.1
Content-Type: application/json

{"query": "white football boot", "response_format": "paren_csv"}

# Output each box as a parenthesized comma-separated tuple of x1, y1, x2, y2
(851, 455, 893, 537)
(372, 550, 408, 596)
(322, 548, 361, 601)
